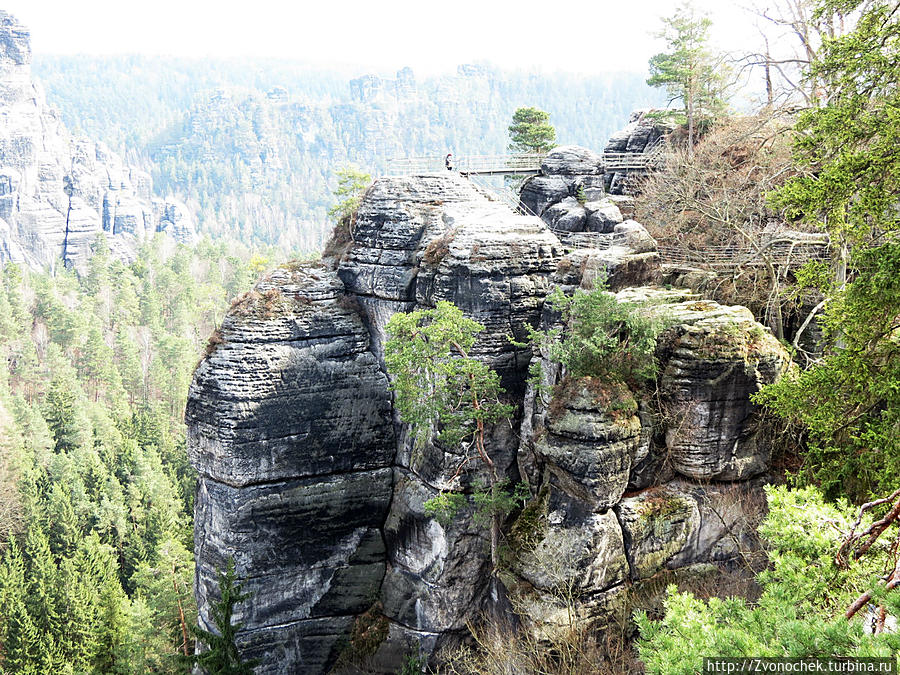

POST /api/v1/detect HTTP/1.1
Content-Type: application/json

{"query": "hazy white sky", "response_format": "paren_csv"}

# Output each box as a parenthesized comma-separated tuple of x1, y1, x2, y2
(5, 0, 760, 75)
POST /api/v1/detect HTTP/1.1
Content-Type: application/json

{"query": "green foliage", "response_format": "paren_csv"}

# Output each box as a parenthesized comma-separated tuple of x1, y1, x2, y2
(189, 558, 259, 675)
(385, 301, 513, 450)
(326, 165, 372, 224)
(423, 492, 467, 528)
(0, 235, 272, 672)
(396, 652, 427, 675)
(423, 480, 529, 530)
(646, 1, 728, 144)
(573, 182, 587, 205)
(471, 480, 530, 527)
(385, 301, 515, 568)
(508, 106, 557, 154)
(531, 284, 664, 387)
(636, 486, 900, 674)
(759, 0, 900, 501)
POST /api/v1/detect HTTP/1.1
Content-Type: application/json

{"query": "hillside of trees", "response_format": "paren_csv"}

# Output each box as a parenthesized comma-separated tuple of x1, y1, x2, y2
(33, 57, 663, 250)
(0, 235, 276, 672)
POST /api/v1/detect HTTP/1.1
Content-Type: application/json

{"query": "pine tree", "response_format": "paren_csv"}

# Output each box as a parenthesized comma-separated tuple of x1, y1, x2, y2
(385, 301, 514, 570)
(190, 557, 257, 675)
(647, 1, 728, 147)
(0, 540, 41, 671)
(23, 525, 61, 640)
(508, 107, 556, 154)
(42, 374, 87, 454)
(761, 0, 900, 500)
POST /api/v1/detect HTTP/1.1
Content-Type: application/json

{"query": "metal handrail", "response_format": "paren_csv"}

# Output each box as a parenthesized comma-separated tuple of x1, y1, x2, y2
(389, 149, 666, 175)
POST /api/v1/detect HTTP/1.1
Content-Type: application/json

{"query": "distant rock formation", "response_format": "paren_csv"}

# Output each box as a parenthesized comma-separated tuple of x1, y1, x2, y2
(187, 170, 789, 674)
(0, 11, 196, 272)
(603, 109, 674, 195)
(350, 67, 418, 103)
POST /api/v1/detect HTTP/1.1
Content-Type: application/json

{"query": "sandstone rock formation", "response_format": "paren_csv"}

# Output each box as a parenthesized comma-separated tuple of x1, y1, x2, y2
(508, 282, 788, 641)
(603, 109, 674, 195)
(188, 171, 788, 673)
(0, 11, 197, 272)
(520, 112, 671, 237)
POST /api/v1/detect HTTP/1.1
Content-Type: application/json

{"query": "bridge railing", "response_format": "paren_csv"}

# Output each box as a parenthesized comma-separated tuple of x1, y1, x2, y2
(658, 240, 830, 268)
(389, 149, 667, 175)
(388, 154, 545, 175)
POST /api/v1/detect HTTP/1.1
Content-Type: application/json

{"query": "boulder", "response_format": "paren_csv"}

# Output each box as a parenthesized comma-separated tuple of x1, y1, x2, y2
(584, 199, 623, 233)
(616, 479, 767, 580)
(543, 197, 587, 231)
(540, 145, 604, 176)
(618, 288, 791, 480)
(535, 379, 642, 510)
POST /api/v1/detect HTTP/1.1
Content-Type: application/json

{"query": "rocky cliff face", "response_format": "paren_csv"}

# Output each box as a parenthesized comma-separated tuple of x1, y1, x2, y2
(187, 163, 789, 673)
(0, 11, 196, 272)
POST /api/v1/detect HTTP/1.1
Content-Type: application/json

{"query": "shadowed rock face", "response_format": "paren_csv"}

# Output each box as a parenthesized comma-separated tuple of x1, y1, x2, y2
(0, 11, 196, 272)
(188, 173, 788, 673)
(187, 264, 397, 672)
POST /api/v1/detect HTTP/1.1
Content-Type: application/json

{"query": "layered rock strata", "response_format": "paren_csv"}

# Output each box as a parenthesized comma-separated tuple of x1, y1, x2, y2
(188, 171, 789, 673)
(0, 11, 196, 272)
(510, 281, 789, 639)
(187, 265, 396, 671)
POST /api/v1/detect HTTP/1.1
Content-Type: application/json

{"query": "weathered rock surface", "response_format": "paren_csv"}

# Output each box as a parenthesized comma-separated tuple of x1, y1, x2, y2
(0, 11, 196, 272)
(520, 145, 606, 224)
(603, 109, 674, 196)
(189, 169, 787, 673)
(509, 282, 786, 637)
(633, 290, 791, 480)
(191, 175, 563, 673)
(536, 380, 642, 510)
(540, 145, 604, 176)
(187, 264, 396, 673)
(616, 478, 766, 579)
(551, 221, 661, 292)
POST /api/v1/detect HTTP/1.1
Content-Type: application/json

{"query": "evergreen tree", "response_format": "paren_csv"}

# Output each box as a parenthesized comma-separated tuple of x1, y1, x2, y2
(761, 0, 900, 500)
(326, 166, 371, 224)
(647, 1, 728, 147)
(385, 301, 514, 570)
(190, 557, 257, 675)
(22, 525, 60, 640)
(0, 539, 47, 673)
(43, 375, 86, 454)
(508, 107, 557, 154)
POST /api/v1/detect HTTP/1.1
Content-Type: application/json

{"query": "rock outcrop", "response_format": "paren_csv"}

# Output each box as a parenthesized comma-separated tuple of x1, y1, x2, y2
(603, 109, 674, 195)
(188, 170, 789, 673)
(0, 11, 196, 272)
(507, 282, 788, 641)
(187, 265, 396, 671)
(520, 113, 672, 236)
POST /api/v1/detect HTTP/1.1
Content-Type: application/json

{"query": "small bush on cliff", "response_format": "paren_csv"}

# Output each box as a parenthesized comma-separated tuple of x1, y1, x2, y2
(529, 283, 664, 388)
(322, 166, 371, 260)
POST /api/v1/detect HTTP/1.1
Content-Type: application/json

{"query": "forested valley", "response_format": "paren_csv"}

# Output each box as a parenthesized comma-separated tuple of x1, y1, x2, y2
(1, 0, 899, 672)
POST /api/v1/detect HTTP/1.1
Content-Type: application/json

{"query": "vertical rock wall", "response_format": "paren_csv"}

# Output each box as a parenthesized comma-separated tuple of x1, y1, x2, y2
(187, 266, 396, 671)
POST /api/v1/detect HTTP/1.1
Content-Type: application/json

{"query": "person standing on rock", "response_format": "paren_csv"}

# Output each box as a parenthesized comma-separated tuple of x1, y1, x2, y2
(445, 153, 454, 171)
